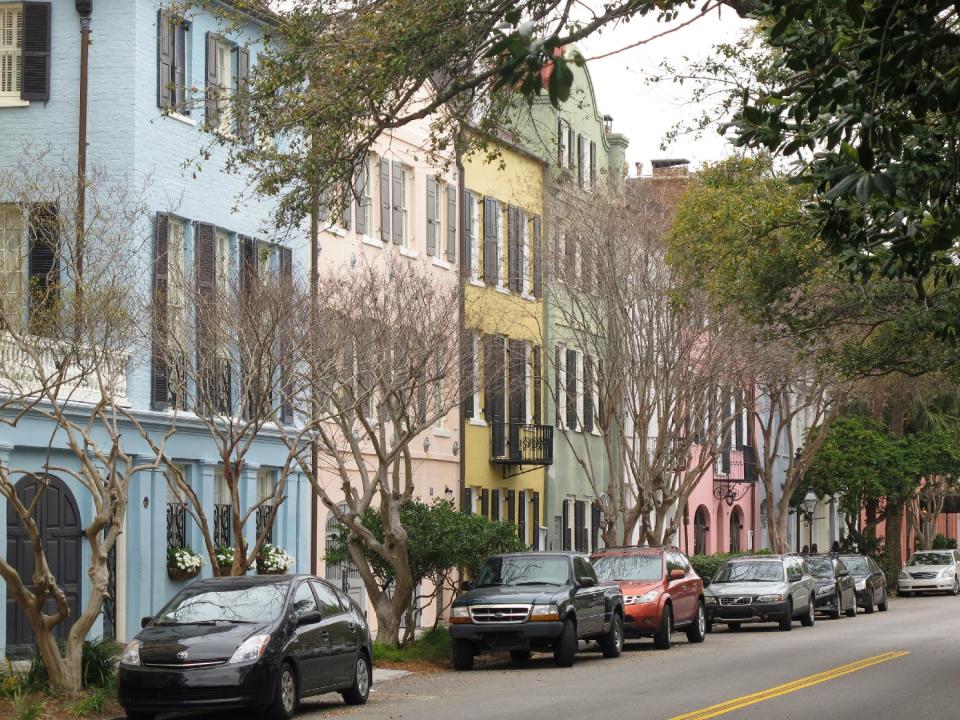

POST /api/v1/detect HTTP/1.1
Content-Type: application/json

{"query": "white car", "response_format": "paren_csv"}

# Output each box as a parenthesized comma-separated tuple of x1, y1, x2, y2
(898, 550, 960, 596)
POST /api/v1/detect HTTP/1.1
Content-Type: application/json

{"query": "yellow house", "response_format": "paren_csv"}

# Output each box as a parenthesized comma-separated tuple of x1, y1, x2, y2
(461, 136, 550, 549)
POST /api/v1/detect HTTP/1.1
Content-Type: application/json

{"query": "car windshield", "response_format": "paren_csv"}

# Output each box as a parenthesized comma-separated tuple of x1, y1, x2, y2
(593, 554, 662, 582)
(714, 561, 784, 584)
(155, 582, 289, 625)
(477, 556, 570, 587)
(807, 557, 835, 579)
(842, 556, 869, 576)
(908, 552, 953, 566)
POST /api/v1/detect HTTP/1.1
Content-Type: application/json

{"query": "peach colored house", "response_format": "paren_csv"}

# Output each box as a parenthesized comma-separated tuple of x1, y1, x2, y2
(310, 114, 461, 633)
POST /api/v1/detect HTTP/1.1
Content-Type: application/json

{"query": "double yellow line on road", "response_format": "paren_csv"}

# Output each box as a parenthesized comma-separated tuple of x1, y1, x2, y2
(669, 650, 910, 720)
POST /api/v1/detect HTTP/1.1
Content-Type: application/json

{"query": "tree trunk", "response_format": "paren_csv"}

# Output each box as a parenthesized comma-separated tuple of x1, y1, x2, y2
(884, 499, 904, 575)
(35, 621, 74, 693)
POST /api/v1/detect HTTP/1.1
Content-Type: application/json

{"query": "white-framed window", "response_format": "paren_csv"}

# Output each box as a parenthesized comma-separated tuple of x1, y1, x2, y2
(356, 156, 373, 237)
(257, 467, 277, 503)
(0, 4, 22, 102)
(216, 229, 231, 295)
(210, 36, 235, 135)
(558, 118, 570, 168)
(0, 203, 23, 329)
(167, 217, 186, 345)
(165, 464, 187, 503)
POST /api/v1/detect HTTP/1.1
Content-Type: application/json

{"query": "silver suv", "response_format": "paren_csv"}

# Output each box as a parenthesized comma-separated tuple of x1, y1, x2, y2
(703, 555, 816, 632)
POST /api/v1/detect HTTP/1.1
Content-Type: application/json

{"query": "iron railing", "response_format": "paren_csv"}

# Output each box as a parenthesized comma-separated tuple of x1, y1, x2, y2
(256, 505, 274, 544)
(166, 502, 186, 549)
(213, 503, 232, 547)
(490, 421, 554, 465)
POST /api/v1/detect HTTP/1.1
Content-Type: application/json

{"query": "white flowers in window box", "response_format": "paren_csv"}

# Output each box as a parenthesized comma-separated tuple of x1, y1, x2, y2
(257, 543, 295, 575)
(215, 545, 237, 575)
(167, 546, 203, 581)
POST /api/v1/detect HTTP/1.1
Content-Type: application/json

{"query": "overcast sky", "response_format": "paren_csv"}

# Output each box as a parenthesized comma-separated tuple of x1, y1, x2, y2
(577, 6, 754, 176)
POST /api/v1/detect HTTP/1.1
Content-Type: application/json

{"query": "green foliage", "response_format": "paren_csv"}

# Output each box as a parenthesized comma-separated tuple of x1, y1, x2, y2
(11, 692, 43, 720)
(689, 550, 772, 582)
(69, 686, 111, 718)
(25, 638, 122, 693)
(325, 499, 525, 591)
(0, 659, 25, 699)
(372, 627, 451, 663)
(932, 534, 957, 550)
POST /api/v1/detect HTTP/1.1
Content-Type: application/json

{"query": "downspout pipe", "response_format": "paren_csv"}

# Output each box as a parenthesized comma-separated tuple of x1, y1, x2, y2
(76, 2, 92, 307)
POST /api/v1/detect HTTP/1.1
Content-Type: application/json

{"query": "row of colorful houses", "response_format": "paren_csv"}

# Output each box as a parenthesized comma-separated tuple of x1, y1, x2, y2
(0, 0, 860, 656)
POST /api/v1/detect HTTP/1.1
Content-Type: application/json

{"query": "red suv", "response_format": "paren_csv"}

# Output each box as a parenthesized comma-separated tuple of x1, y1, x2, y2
(590, 546, 706, 649)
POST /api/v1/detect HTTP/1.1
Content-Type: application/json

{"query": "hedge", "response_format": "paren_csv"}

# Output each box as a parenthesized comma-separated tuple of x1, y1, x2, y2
(689, 549, 772, 582)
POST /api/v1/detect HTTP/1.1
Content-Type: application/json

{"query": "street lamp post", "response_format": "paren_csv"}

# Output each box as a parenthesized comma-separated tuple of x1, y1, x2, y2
(802, 488, 818, 551)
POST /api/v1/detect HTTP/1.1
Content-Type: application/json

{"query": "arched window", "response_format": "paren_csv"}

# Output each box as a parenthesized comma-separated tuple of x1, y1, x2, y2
(694, 506, 709, 556)
(730, 506, 744, 553)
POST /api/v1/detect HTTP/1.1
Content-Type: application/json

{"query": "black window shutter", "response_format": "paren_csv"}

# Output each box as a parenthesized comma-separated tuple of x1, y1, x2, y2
(590, 140, 597, 186)
(205, 33, 220, 129)
(518, 490, 526, 543)
(463, 488, 473, 515)
(483, 197, 498, 285)
(462, 332, 474, 419)
(21, 3, 51, 102)
(425, 175, 437, 256)
(507, 489, 516, 525)
(507, 205, 519, 292)
(491, 489, 500, 521)
(194, 222, 217, 413)
(597, 358, 605, 427)
(555, 346, 562, 428)
(462, 192, 473, 275)
(567, 127, 575, 168)
(532, 492, 540, 550)
(583, 355, 594, 433)
(577, 135, 585, 188)
(236, 46, 251, 142)
(446, 184, 457, 263)
(483, 334, 505, 424)
(354, 163, 367, 236)
(174, 23, 186, 110)
(151, 212, 170, 410)
(562, 500, 570, 551)
(391, 162, 403, 245)
(480, 488, 489, 518)
(591, 505, 602, 551)
(581, 240, 592, 293)
(532, 216, 542, 297)
(379, 158, 391, 242)
(532, 346, 542, 425)
(27, 203, 59, 333)
(157, 10, 173, 109)
(508, 338, 526, 426)
(735, 393, 744, 447)
(565, 349, 578, 430)
(279, 247, 294, 423)
(239, 235, 257, 298)
(565, 231, 577, 281)
(557, 118, 563, 165)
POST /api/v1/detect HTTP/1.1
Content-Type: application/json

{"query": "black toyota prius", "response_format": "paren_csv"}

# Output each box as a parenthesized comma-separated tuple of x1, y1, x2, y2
(118, 574, 372, 720)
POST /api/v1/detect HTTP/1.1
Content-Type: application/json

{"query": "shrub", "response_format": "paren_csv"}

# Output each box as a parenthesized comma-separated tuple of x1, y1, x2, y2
(372, 627, 451, 665)
(24, 637, 122, 692)
(689, 549, 772, 582)
(12, 692, 43, 720)
(932, 534, 957, 550)
(69, 687, 110, 717)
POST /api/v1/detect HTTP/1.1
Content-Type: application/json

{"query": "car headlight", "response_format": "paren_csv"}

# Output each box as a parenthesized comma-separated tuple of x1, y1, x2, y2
(899, 571, 908, 580)
(529, 604, 561, 621)
(625, 590, 659, 605)
(228, 634, 271, 664)
(755, 594, 783, 603)
(120, 639, 141, 667)
(855, 580, 866, 591)
(704, 595, 718, 605)
(940, 567, 956, 577)
(450, 605, 472, 624)
(816, 585, 835, 597)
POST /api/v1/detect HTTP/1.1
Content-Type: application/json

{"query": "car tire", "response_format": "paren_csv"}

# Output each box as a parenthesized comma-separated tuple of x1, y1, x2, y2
(705, 619, 714, 634)
(863, 589, 875, 614)
(800, 597, 815, 627)
(952, 577, 959, 596)
(553, 618, 578, 667)
(653, 605, 673, 650)
(686, 601, 707, 644)
(509, 650, 532, 662)
(878, 589, 889, 611)
(780, 601, 794, 631)
(598, 613, 624, 658)
(829, 591, 842, 620)
(342, 652, 372, 706)
(726, 622, 741, 632)
(899, 590, 912, 597)
(453, 639, 475, 671)
(845, 593, 857, 617)
(268, 662, 298, 720)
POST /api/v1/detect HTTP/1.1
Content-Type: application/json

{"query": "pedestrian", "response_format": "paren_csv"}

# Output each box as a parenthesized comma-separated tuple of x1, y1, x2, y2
(801, 545, 809, 555)
(811, 543, 819, 554)
(831, 540, 841, 553)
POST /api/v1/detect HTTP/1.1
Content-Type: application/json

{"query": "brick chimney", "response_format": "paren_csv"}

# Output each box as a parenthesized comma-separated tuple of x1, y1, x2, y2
(651, 158, 690, 177)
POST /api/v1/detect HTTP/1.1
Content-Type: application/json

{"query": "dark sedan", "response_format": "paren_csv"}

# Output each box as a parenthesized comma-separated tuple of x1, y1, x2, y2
(808, 555, 857, 619)
(840, 554, 889, 612)
(118, 574, 372, 720)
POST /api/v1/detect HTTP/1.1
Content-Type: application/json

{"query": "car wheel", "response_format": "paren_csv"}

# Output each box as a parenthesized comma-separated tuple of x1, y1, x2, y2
(952, 577, 959, 596)
(509, 650, 532, 662)
(800, 597, 815, 627)
(878, 589, 889, 611)
(726, 622, 742, 632)
(845, 593, 857, 617)
(863, 589, 875, 614)
(653, 605, 673, 650)
(779, 600, 794, 631)
(598, 613, 624, 658)
(553, 618, 578, 667)
(899, 590, 912, 597)
(705, 619, 714, 634)
(686, 601, 707, 644)
(342, 652, 371, 706)
(453, 639, 475, 671)
(267, 662, 298, 720)
(829, 591, 842, 620)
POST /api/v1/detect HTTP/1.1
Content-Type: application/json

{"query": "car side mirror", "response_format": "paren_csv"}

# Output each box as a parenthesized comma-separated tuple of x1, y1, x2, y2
(702, 577, 711, 588)
(140, 616, 153, 629)
(462, 580, 474, 592)
(789, 573, 802, 583)
(577, 576, 596, 588)
(297, 609, 322, 627)
(669, 568, 685, 581)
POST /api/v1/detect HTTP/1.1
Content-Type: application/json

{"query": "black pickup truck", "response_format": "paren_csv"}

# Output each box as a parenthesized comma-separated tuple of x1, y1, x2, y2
(448, 552, 625, 670)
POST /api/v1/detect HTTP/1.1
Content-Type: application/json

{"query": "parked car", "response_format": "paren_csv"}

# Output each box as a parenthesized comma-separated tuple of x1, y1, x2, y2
(591, 545, 706, 650)
(703, 554, 815, 632)
(898, 549, 960, 596)
(807, 554, 857, 619)
(118, 575, 373, 720)
(839, 554, 889, 612)
(449, 552, 624, 670)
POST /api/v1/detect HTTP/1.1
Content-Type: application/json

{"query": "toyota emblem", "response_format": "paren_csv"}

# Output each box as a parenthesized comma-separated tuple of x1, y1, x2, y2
(177, 651, 188, 660)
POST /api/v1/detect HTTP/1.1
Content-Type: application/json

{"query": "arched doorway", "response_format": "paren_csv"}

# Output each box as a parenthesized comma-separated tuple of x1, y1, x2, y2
(5, 474, 82, 658)
(324, 506, 366, 612)
(694, 506, 710, 556)
(729, 506, 744, 553)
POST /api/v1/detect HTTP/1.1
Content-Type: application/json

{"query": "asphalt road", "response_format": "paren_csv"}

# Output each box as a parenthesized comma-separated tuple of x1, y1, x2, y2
(294, 593, 960, 720)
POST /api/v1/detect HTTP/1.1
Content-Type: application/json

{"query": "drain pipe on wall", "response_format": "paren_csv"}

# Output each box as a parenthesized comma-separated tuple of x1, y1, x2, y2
(76, 1, 92, 281)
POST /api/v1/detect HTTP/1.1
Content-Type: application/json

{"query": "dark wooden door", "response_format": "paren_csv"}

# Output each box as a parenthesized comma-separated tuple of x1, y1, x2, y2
(5, 475, 82, 658)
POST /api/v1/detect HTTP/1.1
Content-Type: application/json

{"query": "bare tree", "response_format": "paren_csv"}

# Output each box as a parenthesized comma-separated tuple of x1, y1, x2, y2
(0, 149, 168, 693)
(544, 182, 741, 547)
(142, 229, 309, 576)
(281, 254, 466, 646)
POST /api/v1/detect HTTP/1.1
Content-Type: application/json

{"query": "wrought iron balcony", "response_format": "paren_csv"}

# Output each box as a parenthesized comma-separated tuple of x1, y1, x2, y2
(490, 421, 554, 466)
(713, 445, 759, 506)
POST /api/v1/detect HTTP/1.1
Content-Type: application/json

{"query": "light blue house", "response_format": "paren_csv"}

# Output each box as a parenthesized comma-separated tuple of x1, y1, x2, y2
(0, 0, 311, 657)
